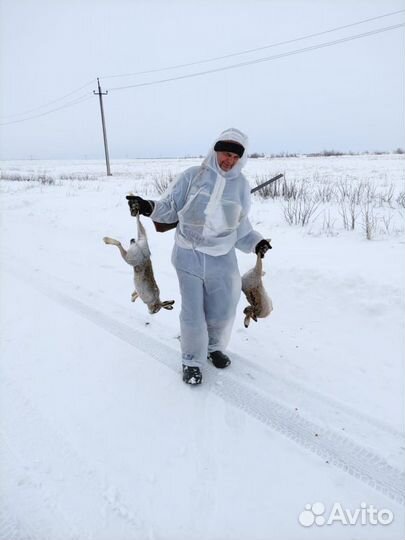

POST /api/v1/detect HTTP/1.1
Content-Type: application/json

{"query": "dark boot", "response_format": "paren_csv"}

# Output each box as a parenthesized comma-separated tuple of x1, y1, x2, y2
(182, 365, 202, 385)
(208, 351, 231, 369)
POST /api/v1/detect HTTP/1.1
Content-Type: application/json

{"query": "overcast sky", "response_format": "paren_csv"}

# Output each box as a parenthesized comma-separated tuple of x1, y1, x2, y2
(0, 0, 404, 159)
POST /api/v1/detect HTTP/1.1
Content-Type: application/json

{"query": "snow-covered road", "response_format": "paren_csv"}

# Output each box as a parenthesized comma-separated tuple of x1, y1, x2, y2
(1, 157, 404, 539)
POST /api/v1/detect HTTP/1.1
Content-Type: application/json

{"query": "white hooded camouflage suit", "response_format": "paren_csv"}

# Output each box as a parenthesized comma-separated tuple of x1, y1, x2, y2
(150, 128, 264, 368)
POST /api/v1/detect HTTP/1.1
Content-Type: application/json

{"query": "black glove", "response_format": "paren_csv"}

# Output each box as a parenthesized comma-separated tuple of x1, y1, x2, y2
(255, 239, 272, 258)
(126, 195, 155, 217)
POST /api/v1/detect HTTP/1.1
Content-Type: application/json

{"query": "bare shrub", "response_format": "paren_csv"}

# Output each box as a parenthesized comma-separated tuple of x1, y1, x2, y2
(348, 196, 360, 230)
(338, 194, 360, 230)
(352, 183, 367, 205)
(255, 167, 403, 237)
(396, 192, 405, 208)
(376, 184, 395, 207)
(322, 210, 338, 236)
(37, 173, 55, 185)
(269, 151, 297, 158)
(0, 171, 55, 184)
(283, 178, 306, 201)
(337, 179, 351, 200)
(315, 183, 336, 203)
(339, 200, 350, 230)
(253, 174, 286, 199)
(380, 214, 393, 235)
(361, 201, 378, 240)
(253, 175, 313, 202)
(308, 149, 344, 157)
(1, 172, 24, 181)
(337, 180, 367, 205)
(59, 173, 97, 181)
(152, 171, 176, 195)
(363, 183, 377, 204)
(282, 194, 320, 226)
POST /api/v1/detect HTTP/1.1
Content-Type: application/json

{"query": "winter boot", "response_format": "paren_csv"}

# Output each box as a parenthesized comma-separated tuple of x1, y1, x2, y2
(208, 351, 231, 369)
(182, 365, 202, 385)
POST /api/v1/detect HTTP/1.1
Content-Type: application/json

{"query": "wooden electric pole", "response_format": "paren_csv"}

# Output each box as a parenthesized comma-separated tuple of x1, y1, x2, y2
(94, 78, 112, 176)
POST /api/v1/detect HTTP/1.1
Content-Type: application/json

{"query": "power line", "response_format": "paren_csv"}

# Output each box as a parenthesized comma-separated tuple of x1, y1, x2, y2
(108, 23, 405, 93)
(1, 9, 403, 123)
(0, 93, 93, 126)
(0, 79, 96, 120)
(101, 9, 405, 80)
(1, 21, 402, 126)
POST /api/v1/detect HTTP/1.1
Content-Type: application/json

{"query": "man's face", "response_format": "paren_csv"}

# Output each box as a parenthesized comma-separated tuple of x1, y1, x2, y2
(217, 151, 240, 172)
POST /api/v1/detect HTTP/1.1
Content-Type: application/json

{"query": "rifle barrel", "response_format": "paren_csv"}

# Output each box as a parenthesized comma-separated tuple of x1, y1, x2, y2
(250, 173, 284, 194)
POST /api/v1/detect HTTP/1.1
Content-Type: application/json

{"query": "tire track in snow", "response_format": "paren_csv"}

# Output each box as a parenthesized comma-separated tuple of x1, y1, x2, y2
(232, 350, 404, 440)
(4, 253, 403, 440)
(228, 351, 405, 474)
(4, 263, 405, 505)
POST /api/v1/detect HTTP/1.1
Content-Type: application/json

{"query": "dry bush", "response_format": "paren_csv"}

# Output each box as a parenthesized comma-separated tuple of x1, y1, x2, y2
(59, 173, 97, 181)
(282, 194, 320, 226)
(253, 168, 403, 237)
(0, 171, 55, 184)
(152, 171, 176, 195)
(253, 174, 285, 199)
(315, 183, 336, 203)
(361, 201, 378, 240)
(397, 192, 405, 208)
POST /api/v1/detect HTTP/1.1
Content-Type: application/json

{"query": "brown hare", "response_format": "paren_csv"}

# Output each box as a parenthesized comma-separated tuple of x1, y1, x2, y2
(241, 250, 273, 328)
(103, 212, 174, 314)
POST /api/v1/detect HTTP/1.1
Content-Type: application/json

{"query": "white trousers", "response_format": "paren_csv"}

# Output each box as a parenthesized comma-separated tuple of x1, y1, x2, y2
(172, 245, 242, 368)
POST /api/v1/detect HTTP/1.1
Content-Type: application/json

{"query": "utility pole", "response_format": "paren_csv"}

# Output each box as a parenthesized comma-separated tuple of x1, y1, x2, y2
(93, 78, 112, 176)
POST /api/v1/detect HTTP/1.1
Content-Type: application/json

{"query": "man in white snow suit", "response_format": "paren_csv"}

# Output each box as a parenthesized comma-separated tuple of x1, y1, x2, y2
(127, 128, 271, 385)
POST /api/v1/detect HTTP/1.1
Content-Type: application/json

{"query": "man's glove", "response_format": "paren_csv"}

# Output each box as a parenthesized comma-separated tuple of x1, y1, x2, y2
(126, 195, 155, 217)
(255, 239, 272, 258)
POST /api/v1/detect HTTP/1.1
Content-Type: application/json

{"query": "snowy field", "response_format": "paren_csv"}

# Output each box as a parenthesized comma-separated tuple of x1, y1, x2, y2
(0, 154, 404, 540)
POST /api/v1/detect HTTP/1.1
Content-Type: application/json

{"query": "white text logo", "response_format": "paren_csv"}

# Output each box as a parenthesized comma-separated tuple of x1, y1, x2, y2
(298, 502, 394, 527)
